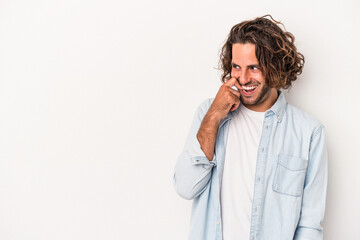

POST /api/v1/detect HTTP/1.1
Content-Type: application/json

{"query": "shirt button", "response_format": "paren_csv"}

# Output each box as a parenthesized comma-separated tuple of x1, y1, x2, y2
(261, 147, 264, 152)
(257, 177, 261, 183)
(277, 116, 281, 120)
(216, 221, 220, 225)
(265, 125, 269, 129)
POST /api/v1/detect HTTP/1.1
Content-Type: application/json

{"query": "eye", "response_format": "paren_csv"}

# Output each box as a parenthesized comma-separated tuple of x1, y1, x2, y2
(249, 65, 260, 71)
(232, 64, 240, 69)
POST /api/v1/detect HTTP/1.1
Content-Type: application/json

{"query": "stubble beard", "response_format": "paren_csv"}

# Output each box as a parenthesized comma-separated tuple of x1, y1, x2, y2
(240, 83, 272, 107)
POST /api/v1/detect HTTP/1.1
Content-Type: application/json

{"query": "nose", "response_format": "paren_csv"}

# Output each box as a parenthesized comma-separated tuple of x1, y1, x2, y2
(234, 70, 250, 86)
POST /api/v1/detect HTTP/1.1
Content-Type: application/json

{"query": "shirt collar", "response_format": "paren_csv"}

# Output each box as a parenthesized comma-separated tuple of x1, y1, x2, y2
(224, 90, 287, 124)
(266, 90, 287, 122)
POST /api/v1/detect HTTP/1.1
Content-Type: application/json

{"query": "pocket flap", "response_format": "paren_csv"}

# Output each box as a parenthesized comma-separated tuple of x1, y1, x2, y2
(278, 154, 308, 171)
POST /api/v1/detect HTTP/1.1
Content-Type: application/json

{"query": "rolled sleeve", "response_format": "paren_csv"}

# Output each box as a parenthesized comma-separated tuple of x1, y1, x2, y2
(173, 99, 216, 200)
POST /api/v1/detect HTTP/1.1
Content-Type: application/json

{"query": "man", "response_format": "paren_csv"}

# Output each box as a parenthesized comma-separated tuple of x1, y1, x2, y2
(173, 15, 328, 240)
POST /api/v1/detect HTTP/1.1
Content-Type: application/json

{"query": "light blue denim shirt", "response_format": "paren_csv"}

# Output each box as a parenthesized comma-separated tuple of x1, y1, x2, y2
(173, 92, 328, 240)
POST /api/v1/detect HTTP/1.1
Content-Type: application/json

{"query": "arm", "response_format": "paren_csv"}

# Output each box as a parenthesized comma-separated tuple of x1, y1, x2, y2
(173, 78, 241, 200)
(172, 99, 216, 200)
(294, 125, 328, 240)
(197, 77, 241, 160)
(196, 106, 222, 161)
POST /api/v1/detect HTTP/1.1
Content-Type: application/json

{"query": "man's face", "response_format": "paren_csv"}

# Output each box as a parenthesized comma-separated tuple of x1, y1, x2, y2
(231, 43, 278, 112)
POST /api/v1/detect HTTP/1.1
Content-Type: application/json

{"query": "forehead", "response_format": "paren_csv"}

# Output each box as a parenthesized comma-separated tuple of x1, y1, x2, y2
(231, 43, 258, 64)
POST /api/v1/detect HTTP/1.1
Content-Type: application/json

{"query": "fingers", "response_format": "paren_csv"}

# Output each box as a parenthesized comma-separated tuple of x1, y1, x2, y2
(230, 100, 241, 112)
(225, 77, 241, 91)
(225, 77, 241, 88)
(228, 87, 241, 98)
(229, 89, 241, 112)
(224, 77, 237, 87)
(225, 78, 241, 98)
(234, 79, 242, 91)
(210, 77, 242, 118)
(225, 78, 241, 112)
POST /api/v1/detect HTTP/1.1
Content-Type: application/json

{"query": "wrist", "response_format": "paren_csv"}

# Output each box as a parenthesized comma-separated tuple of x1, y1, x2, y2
(205, 110, 223, 126)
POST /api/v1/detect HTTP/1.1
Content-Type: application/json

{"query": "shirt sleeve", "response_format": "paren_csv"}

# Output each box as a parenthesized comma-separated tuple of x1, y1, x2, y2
(294, 125, 328, 240)
(172, 99, 217, 200)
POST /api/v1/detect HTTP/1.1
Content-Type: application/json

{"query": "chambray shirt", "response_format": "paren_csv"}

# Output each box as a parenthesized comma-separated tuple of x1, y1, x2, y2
(173, 92, 328, 240)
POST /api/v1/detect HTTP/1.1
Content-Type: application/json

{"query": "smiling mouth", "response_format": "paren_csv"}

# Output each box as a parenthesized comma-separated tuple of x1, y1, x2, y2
(241, 85, 258, 94)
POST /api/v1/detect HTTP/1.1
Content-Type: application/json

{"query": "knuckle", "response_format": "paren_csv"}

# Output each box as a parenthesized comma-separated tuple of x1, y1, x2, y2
(227, 95, 233, 102)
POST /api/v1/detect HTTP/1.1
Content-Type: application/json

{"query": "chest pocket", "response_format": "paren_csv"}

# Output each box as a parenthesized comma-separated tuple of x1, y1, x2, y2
(272, 154, 308, 197)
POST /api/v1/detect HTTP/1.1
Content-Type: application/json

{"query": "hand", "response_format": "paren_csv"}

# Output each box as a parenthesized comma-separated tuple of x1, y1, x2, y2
(207, 77, 242, 121)
(196, 77, 241, 161)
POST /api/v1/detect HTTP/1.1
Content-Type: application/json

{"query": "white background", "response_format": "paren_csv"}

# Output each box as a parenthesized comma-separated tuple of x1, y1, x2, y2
(0, 0, 359, 239)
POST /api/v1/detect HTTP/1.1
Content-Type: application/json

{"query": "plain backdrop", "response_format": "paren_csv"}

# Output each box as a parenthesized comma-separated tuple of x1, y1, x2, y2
(0, 0, 359, 239)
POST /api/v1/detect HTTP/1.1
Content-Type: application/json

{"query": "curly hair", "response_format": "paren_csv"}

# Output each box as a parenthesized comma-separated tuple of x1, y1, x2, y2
(219, 15, 304, 89)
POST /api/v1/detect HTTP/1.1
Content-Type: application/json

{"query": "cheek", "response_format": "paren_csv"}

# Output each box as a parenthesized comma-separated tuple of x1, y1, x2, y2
(259, 74, 266, 85)
(231, 70, 238, 78)
(251, 72, 265, 82)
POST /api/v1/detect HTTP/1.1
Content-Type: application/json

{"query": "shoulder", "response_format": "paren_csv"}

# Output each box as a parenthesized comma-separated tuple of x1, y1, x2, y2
(196, 98, 215, 115)
(285, 103, 323, 132)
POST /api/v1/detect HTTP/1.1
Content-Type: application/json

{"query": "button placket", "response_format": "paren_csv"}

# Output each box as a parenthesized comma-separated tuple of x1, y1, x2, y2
(250, 112, 273, 239)
(256, 176, 261, 183)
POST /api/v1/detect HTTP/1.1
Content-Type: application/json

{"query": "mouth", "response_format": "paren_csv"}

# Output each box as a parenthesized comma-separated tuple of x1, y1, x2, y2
(240, 85, 258, 96)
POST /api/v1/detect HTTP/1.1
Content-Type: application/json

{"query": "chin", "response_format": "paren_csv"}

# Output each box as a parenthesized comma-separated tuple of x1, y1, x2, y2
(240, 95, 260, 106)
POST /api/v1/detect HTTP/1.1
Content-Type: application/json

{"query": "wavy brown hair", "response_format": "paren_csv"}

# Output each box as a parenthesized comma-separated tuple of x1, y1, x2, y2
(219, 15, 304, 89)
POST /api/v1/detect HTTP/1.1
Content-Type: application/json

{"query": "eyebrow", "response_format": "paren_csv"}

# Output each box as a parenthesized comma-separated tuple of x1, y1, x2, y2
(231, 62, 260, 68)
(248, 64, 260, 68)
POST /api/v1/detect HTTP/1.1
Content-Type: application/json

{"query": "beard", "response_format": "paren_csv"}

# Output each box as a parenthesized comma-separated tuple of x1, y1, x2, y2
(240, 83, 272, 107)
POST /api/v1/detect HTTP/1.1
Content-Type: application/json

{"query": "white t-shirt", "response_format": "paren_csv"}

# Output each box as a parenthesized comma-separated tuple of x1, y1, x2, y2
(221, 104, 265, 240)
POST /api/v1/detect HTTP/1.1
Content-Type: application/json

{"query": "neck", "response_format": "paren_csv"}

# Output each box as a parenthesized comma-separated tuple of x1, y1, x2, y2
(244, 88, 278, 112)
